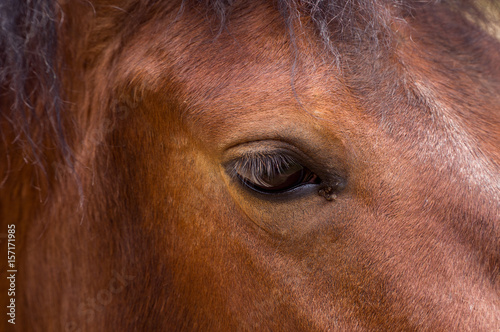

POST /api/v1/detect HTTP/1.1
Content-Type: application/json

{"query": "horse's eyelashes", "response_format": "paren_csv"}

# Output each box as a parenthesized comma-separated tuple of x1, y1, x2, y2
(230, 153, 321, 194)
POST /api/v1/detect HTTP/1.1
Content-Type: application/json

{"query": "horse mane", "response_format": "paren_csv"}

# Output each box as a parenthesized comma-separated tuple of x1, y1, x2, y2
(1, 0, 498, 175)
(0, 0, 70, 167)
(195, 0, 499, 56)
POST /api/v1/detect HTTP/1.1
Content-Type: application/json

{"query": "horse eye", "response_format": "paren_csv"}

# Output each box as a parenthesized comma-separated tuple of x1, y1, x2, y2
(232, 154, 321, 194)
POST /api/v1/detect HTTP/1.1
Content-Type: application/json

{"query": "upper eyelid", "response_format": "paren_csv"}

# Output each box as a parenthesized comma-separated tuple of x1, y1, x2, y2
(228, 153, 299, 179)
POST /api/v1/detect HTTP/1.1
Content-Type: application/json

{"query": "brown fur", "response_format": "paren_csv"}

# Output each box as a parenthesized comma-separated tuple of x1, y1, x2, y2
(1, 0, 499, 330)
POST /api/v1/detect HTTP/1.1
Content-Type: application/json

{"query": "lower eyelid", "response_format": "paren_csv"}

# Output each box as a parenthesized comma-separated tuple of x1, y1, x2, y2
(237, 165, 321, 194)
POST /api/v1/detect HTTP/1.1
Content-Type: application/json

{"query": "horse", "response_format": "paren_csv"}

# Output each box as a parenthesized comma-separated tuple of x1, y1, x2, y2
(1, 0, 499, 330)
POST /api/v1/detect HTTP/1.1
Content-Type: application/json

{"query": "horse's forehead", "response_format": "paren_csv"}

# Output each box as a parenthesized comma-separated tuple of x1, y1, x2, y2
(116, 6, 358, 133)
(119, 4, 323, 91)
